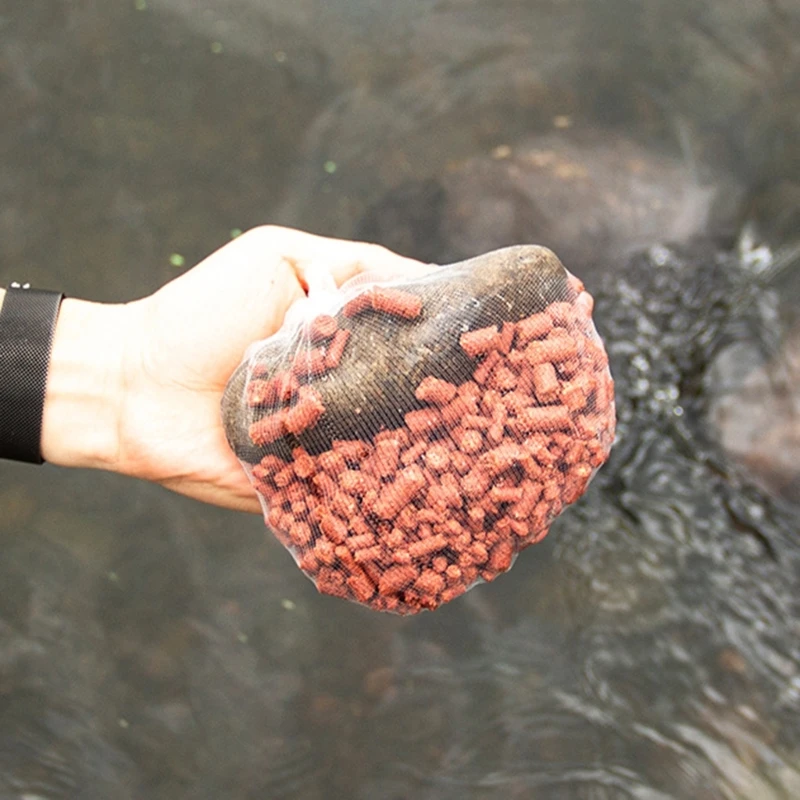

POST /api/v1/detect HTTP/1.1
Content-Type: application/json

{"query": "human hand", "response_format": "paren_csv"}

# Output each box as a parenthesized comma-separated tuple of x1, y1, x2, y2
(41, 226, 428, 512)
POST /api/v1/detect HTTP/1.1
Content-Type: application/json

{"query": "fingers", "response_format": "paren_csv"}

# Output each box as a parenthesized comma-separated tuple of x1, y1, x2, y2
(160, 471, 263, 514)
(231, 225, 432, 288)
(169, 224, 430, 339)
(144, 225, 432, 386)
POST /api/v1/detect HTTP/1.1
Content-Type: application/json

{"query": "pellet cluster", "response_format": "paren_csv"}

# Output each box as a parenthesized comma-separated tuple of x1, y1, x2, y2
(245, 278, 615, 614)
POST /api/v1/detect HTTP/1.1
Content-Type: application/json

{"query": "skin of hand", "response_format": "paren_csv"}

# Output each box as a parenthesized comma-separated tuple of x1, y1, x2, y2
(38, 226, 428, 513)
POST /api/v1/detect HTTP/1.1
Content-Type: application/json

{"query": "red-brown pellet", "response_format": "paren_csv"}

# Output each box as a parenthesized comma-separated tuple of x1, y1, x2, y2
(373, 465, 427, 520)
(416, 508, 440, 524)
(462, 414, 491, 430)
(432, 556, 448, 573)
(317, 569, 348, 598)
(318, 450, 347, 475)
(510, 519, 529, 537)
(415, 570, 445, 595)
(441, 585, 466, 604)
(283, 387, 325, 435)
(308, 314, 338, 342)
(290, 500, 307, 517)
(341, 291, 372, 317)
(373, 439, 401, 478)
(405, 408, 442, 436)
(331, 490, 358, 519)
(354, 545, 384, 563)
(510, 482, 542, 520)
(458, 381, 481, 399)
(516, 312, 552, 345)
(473, 350, 503, 385)
(408, 534, 448, 559)
(450, 451, 473, 474)
(489, 540, 514, 572)
(400, 439, 428, 466)
(246, 371, 300, 407)
(348, 532, 376, 550)
(315, 539, 336, 566)
(319, 513, 348, 544)
(460, 326, 500, 358)
(461, 467, 491, 498)
(342, 287, 422, 319)
(489, 365, 518, 392)
(375, 428, 411, 448)
(324, 328, 351, 369)
(250, 411, 288, 446)
(490, 485, 524, 504)
(524, 335, 579, 365)
(471, 541, 489, 564)
(292, 450, 316, 479)
(561, 380, 588, 411)
(332, 439, 371, 463)
(498, 321, 516, 354)
(252, 455, 284, 481)
(440, 479, 463, 510)
(511, 405, 572, 433)
(246, 379, 277, 407)
(532, 362, 560, 403)
(370, 288, 423, 319)
(379, 565, 420, 596)
(424, 444, 451, 472)
(347, 571, 376, 603)
(440, 394, 479, 428)
(415, 376, 458, 405)
(312, 471, 338, 497)
(480, 389, 503, 415)
(276, 372, 300, 402)
(339, 469, 380, 496)
(466, 506, 485, 531)
(479, 442, 529, 476)
(543, 480, 561, 502)
(548, 301, 576, 326)
(558, 359, 580, 379)
(564, 440, 586, 466)
(291, 348, 327, 377)
(298, 550, 319, 575)
(459, 429, 484, 454)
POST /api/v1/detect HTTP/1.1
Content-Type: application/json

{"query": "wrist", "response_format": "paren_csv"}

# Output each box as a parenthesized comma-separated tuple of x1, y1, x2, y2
(40, 296, 129, 471)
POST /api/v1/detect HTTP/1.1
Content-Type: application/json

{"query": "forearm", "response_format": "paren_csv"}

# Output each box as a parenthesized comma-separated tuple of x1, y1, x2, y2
(37, 294, 128, 471)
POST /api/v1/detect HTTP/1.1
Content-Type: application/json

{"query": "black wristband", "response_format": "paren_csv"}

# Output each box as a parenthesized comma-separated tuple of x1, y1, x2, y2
(0, 284, 65, 464)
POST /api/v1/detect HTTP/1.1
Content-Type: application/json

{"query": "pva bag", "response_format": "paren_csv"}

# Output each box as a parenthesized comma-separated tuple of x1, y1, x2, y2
(222, 246, 615, 614)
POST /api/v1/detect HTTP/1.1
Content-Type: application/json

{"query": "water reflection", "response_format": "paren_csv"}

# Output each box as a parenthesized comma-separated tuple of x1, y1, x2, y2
(1, 0, 799, 798)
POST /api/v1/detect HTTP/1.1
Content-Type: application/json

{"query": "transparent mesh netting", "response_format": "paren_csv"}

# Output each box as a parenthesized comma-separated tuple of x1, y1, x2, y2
(221, 245, 615, 614)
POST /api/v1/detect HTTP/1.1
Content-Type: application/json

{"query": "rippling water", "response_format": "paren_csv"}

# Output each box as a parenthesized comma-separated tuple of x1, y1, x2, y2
(1, 1, 799, 797)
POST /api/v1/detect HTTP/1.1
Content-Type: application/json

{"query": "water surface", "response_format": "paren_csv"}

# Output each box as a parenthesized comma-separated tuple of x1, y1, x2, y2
(1, 1, 799, 797)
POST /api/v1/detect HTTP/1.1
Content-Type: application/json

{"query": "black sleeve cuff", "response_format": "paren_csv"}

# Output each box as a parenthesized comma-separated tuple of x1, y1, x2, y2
(0, 284, 65, 464)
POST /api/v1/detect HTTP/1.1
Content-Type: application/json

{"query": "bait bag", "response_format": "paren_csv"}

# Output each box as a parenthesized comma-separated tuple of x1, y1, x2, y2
(222, 246, 615, 614)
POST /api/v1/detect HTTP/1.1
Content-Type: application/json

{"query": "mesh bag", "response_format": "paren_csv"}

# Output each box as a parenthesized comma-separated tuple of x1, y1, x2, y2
(222, 245, 615, 614)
